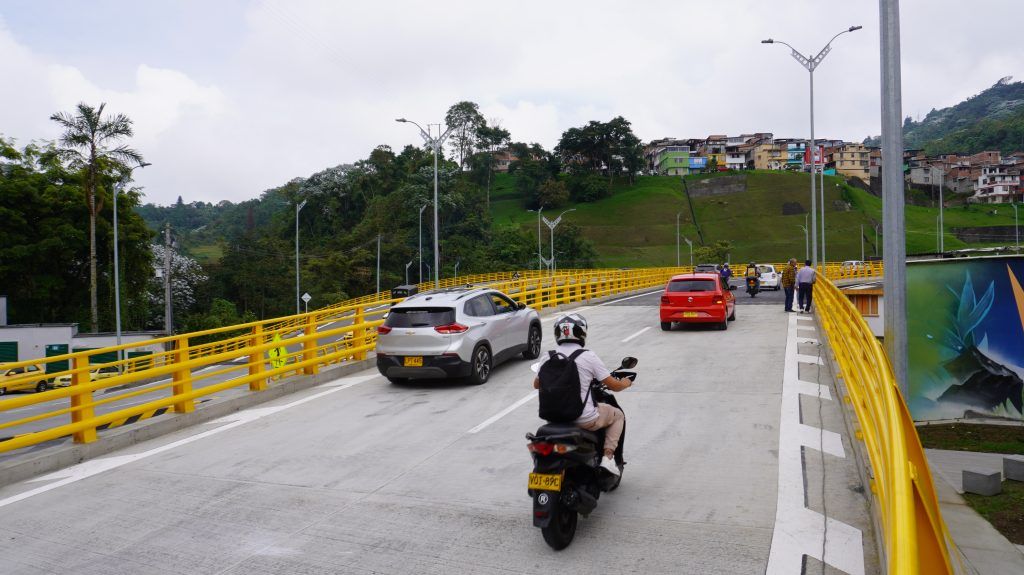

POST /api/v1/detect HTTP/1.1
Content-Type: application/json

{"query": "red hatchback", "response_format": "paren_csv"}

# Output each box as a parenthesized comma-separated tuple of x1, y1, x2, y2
(659, 273, 736, 331)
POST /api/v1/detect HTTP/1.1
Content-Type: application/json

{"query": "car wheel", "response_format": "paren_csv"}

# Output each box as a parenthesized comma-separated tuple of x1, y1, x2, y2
(469, 345, 492, 385)
(660, 322, 671, 331)
(0, 387, 6, 396)
(728, 308, 736, 321)
(35, 381, 48, 393)
(523, 324, 541, 359)
(387, 377, 408, 385)
(718, 319, 728, 331)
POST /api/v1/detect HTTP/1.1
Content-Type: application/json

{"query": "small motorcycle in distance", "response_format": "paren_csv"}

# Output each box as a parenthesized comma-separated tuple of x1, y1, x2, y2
(526, 356, 638, 550)
(746, 275, 760, 298)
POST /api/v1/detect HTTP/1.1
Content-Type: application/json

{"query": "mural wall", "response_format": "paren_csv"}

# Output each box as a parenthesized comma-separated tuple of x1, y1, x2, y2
(907, 256, 1024, 421)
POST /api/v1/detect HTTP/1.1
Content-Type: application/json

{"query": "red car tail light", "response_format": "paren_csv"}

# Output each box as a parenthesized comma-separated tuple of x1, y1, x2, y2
(712, 296, 724, 305)
(376, 326, 392, 334)
(434, 323, 469, 334)
(660, 296, 670, 304)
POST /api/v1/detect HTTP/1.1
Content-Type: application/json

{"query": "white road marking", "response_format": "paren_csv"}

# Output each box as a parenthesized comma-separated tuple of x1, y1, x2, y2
(0, 373, 379, 509)
(765, 313, 864, 575)
(621, 326, 651, 343)
(467, 391, 537, 434)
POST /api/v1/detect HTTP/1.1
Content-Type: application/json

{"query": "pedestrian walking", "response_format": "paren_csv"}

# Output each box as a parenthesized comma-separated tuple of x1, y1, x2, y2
(796, 259, 816, 313)
(781, 258, 798, 312)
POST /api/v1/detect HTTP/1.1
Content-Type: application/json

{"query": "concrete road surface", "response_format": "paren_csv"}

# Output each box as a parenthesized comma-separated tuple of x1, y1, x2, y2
(0, 291, 877, 574)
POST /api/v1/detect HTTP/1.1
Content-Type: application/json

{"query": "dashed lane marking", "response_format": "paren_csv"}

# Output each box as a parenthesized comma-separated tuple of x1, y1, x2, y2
(467, 391, 537, 434)
(621, 326, 651, 343)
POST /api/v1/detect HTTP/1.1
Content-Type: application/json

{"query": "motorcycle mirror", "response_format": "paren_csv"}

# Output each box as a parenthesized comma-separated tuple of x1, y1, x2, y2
(620, 356, 638, 369)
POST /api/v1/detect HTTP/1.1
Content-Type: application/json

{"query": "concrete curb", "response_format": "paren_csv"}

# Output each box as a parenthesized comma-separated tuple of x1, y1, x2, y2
(0, 358, 375, 488)
(0, 285, 662, 488)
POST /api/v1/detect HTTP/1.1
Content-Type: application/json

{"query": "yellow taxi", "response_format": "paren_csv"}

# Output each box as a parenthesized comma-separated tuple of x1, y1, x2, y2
(52, 365, 121, 388)
(0, 363, 50, 395)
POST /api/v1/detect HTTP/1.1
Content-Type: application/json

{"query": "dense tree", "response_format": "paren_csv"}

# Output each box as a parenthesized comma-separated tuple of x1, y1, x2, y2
(50, 103, 146, 332)
(470, 121, 511, 206)
(556, 116, 643, 191)
(445, 101, 485, 169)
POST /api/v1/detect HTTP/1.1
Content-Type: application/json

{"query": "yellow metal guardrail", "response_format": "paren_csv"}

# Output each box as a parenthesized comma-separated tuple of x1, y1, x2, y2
(815, 273, 955, 574)
(0, 267, 684, 455)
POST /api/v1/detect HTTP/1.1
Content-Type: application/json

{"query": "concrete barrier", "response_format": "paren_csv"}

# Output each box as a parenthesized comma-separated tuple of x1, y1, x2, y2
(962, 468, 1002, 496)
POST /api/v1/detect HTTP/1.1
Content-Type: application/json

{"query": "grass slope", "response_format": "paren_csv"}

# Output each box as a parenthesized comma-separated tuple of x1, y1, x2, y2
(489, 171, 1020, 268)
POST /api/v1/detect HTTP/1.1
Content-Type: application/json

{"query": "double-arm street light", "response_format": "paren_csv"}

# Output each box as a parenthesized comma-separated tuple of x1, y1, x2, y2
(295, 199, 307, 315)
(763, 25, 862, 267)
(528, 206, 545, 272)
(397, 118, 454, 288)
(542, 208, 576, 275)
(418, 203, 428, 283)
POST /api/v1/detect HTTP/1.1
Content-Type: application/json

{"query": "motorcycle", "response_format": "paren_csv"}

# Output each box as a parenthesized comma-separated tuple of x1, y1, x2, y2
(746, 275, 760, 298)
(526, 356, 638, 550)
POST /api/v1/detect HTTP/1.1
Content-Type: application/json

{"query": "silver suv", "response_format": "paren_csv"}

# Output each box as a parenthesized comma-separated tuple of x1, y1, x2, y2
(375, 287, 542, 384)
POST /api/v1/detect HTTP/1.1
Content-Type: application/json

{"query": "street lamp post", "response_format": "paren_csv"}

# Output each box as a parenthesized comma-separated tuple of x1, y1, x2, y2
(1012, 203, 1019, 252)
(405, 260, 413, 285)
(861, 223, 865, 261)
(112, 181, 124, 369)
(528, 206, 544, 272)
(397, 118, 455, 288)
(683, 236, 693, 267)
(938, 166, 945, 252)
(542, 209, 576, 275)
(763, 25, 862, 268)
(454, 260, 460, 282)
(295, 199, 307, 315)
(798, 221, 809, 261)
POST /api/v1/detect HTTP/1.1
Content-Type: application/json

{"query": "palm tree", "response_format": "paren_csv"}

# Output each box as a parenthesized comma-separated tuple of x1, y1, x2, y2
(50, 103, 145, 332)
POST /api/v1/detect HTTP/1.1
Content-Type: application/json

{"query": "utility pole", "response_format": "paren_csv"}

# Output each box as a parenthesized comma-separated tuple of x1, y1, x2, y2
(881, 0, 908, 394)
(163, 223, 173, 334)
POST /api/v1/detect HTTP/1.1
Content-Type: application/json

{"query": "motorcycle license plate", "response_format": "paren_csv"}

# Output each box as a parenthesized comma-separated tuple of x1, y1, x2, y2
(528, 472, 563, 491)
(682, 312, 698, 318)
(403, 356, 423, 367)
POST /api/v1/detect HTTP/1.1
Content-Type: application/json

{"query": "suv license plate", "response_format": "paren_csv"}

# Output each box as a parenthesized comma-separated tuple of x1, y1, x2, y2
(403, 356, 423, 367)
(528, 472, 562, 491)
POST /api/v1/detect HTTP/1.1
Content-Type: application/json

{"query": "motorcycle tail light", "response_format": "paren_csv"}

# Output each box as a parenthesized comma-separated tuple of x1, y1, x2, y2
(376, 326, 392, 334)
(434, 323, 469, 334)
(553, 444, 577, 454)
(527, 442, 554, 456)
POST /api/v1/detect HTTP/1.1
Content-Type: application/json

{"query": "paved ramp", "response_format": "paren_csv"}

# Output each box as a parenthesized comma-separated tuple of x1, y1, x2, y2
(0, 293, 879, 574)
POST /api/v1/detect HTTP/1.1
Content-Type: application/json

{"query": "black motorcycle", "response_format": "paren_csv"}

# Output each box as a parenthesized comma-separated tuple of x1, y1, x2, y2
(746, 275, 760, 297)
(526, 356, 638, 550)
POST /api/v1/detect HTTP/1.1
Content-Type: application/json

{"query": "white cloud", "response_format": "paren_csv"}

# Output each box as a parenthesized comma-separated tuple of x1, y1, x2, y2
(1, 1, 1022, 205)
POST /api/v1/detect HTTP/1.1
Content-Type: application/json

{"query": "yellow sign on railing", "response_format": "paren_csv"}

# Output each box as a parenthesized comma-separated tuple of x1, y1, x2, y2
(815, 274, 955, 575)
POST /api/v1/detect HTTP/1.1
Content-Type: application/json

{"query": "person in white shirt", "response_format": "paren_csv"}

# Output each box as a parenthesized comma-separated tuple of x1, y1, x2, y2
(532, 313, 633, 476)
(795, 259, 817, 313)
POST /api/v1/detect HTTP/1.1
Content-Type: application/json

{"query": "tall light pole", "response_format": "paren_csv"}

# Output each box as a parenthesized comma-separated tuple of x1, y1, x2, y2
(405, 260, 413, 286)
(295, 199, 307, 315)
(763, 25, 862, 268)
(376, 233, 381, 295)
(1012, 203, 1019, 252)
(683, 236, 694, 267)
(798, 219, 809, 261)
(454, 260, 460, 282)
(112, 181, 124, 368)
(397, 118, 455, 288)
(528, 206, 544, 272)
(542, 208, 576, 275)
(861, 223, 866, 261)
(938, 165, 945, 252)
(880, 0, 908, 394)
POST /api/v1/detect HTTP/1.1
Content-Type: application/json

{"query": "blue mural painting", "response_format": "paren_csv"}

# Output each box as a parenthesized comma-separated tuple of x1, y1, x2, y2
(907, 257, 1024, 421)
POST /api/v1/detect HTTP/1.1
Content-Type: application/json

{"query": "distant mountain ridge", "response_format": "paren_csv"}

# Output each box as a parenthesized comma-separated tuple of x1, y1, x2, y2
(864, 77, 1024, 154)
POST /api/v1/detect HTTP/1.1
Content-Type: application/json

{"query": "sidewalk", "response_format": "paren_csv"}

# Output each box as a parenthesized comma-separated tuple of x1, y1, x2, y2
(926, 448, 1024, 574)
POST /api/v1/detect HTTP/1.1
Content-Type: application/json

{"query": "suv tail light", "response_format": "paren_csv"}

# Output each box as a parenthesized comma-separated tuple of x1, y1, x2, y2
(434, 323, 469, 334)
(376, 326, 392, 335)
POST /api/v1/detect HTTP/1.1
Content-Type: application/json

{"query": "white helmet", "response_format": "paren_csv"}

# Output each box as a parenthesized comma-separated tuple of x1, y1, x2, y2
(554, 313, 588, 346)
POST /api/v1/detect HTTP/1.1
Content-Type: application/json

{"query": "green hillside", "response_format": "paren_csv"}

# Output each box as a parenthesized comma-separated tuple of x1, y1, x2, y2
(490, 171, 1020, 267)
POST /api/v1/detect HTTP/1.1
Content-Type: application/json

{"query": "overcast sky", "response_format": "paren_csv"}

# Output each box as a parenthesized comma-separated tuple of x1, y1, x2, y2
(1, 0, 1021, 205)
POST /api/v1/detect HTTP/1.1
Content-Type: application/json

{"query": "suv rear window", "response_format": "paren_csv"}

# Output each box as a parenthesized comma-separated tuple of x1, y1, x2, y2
(667, 279, 718, 293)
(384, 307, 456, 328)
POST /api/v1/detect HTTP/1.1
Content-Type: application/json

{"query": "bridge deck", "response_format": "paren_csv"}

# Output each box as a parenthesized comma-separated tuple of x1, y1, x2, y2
(0, 291, 879, 574)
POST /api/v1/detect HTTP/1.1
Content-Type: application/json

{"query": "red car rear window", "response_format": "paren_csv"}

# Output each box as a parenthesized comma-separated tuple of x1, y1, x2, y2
(667, 279, 717, 293)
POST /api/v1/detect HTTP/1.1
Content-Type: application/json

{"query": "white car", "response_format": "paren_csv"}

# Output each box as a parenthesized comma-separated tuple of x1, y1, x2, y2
(375, 287, 541, 385)
(841, 260, 868, 272)
(758, 265, 781, 290)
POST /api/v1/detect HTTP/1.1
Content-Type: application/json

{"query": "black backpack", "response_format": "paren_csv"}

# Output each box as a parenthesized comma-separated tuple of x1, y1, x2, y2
(538, 349, 591, 423)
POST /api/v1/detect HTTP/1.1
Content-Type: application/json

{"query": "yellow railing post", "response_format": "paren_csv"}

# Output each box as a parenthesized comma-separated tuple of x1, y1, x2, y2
(70, 355, 97, 444)
(353, 306, 367, 360)
(172, 336, 195, 413)
(248, 324, 267, 391)
(303, 313, 318, 375)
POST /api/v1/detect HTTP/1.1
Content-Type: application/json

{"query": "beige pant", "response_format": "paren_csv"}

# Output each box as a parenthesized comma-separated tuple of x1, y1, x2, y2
(578, 403, 625, 453)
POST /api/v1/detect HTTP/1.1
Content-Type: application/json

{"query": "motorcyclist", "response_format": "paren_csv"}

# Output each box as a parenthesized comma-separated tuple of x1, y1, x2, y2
(532, 313, 633, 476)
(745, 261, 760, 291)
